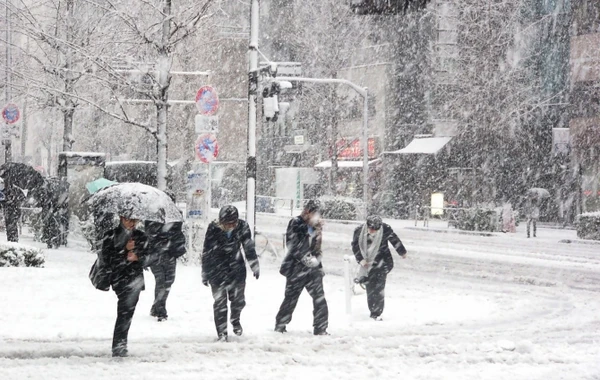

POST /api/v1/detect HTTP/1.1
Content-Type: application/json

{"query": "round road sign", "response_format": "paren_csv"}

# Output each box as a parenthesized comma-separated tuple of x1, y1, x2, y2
(195, 86, 219, 116)
(2, 104, 20, 124)
(195, 133, 219, 163)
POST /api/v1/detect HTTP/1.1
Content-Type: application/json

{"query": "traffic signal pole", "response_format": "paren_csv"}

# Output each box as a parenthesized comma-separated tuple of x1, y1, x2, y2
(247, 0, 259, 237)
(4, 1, 12, 163)
(269, 76, 370, 213)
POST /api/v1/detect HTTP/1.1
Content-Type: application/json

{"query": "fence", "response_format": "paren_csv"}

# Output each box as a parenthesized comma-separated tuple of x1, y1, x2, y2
(415, 205, 499, 229)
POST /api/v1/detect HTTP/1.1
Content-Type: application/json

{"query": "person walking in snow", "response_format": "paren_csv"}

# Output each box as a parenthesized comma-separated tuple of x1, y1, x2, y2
(351, 215, 407, 321)
(146, 221, 186, 322)
(275, 200, 329, 335)
(525, 197, 540, 238)
(202, 205, 260, 341)
(101, 215, 153, 357)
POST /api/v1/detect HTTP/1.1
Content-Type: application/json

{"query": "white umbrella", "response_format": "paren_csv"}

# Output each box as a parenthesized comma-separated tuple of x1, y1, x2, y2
(527, 187, 550, 199)
(91, 183, 183, 223)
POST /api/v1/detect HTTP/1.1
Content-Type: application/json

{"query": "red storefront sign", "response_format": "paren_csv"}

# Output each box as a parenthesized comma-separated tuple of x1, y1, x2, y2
(331, 138, 376, 159)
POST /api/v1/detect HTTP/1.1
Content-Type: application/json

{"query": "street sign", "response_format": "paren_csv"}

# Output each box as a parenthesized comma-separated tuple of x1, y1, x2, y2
(2, 104, 20, 124)
(195, 133, 219, 163)
(195, 114, 219, 134)
(195, 86, 219, 115)
(186, 171, 208, 219)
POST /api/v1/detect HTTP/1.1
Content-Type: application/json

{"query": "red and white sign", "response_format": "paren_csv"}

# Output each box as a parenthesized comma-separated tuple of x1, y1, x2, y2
(195, 133, 219, 163)
(331, 138, 376, 159)
(2, 103, 20, 124)
(195, 86, 219, 116)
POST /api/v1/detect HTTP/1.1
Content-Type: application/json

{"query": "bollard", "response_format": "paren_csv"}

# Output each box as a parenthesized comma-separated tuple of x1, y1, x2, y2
(343, 255, 353, 316)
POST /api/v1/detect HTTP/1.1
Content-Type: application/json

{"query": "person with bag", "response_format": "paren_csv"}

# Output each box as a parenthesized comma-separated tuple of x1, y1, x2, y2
(275, 200, 329, 335)
(98, 215, 154, 357)
(202, 205, 259, 341)
(146, 221, 186, 321)
(351, 215, 407, 321)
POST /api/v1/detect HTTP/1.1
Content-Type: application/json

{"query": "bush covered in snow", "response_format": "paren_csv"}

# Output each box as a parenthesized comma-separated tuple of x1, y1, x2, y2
(455, 208, 498, 232)
(0, 242, 45, 267)
(320, 197, 360, 220)
(576, 212, 600, 241)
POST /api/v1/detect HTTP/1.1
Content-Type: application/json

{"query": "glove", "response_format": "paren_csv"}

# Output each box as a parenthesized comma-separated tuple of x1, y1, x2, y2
(301, 254, 320, 268)
(253, 268, 260, 280)
(202, 279, 209, 287)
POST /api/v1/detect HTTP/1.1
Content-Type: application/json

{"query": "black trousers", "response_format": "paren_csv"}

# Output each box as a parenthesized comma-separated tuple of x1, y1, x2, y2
(275, 269, 328, 333)
(112, 276, 143, 352)
(210, 279, 246, 337)
(4, 206, 20, 242)
(527, 218, 537, 237)
(366, 270, 387, 318)
(150, 257, 177, 318)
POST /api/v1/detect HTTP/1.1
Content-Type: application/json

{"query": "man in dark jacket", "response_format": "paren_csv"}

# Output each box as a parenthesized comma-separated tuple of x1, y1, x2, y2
(275, 200, 329, 335)
(202, 205, 259, 341)
(147, 221, 186, 321)
(2, 184, 25, 242)
(351, 215, 407, 321)
(101, 216, 154, 357)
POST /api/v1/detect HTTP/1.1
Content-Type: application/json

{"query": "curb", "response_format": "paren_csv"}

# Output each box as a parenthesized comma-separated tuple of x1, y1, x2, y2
(404, 226, 494, 237)
(558, 239, 600, 246)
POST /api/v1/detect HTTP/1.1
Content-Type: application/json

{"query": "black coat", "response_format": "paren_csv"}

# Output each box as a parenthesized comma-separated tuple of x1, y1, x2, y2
(101, 225, 152, 289)
(145, 221, 187, 261)
(279, 216, 323, 278)
(351, 223, 406, 274)
(202, 220, 258, 284)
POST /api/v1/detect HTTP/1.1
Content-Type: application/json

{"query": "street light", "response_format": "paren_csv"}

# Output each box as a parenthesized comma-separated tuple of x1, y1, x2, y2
(268, 76, 370, 213)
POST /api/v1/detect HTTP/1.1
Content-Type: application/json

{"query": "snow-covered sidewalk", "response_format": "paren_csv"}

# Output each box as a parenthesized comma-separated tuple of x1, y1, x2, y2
(1, 219, 599, 380)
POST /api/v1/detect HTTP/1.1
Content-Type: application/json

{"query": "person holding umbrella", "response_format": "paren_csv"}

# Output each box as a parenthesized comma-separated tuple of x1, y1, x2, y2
(202, 205, 260, 341)
(89, 183, 182, 356)
(524, 188, 548, 238)
(101, 214, 154, 357)
(0, 163, 44, 242)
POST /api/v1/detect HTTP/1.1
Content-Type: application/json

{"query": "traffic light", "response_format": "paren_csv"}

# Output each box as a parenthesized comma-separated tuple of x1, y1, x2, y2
(262, 81, 292, 122)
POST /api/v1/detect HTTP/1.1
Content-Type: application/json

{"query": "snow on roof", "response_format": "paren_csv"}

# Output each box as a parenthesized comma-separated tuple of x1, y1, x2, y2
(59, 152, 106, 158)
(314, 159, 381, 168)
(384, 137, 452, 155)
(105, 161, 156, 166)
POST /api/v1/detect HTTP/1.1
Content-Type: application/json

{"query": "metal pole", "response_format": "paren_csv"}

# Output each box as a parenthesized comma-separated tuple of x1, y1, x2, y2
(4, 0, 12, 163)
(343, 255, 353, 316)
(247, 0, 259, 237)
(362, 91, 369, 215)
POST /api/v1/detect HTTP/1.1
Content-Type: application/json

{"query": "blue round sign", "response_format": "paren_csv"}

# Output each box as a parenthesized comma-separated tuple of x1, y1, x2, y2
(2, 104, 20, 124)
(195, 86, 219, 116)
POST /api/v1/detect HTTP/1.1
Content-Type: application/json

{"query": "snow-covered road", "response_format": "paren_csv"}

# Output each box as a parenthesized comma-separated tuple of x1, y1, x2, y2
(1, 217, 599, 380)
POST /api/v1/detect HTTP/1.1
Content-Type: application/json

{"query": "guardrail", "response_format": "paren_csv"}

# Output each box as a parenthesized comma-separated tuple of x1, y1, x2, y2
(415, 205, 497, 228)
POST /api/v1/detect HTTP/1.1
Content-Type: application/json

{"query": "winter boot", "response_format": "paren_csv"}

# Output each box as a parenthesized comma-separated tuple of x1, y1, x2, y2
(112, 343, 128, 357)
(314, 330, 330, 336)
(217, 333, 228, 342)
(232, 322, 243, 336)
(274, 325, 287, 333)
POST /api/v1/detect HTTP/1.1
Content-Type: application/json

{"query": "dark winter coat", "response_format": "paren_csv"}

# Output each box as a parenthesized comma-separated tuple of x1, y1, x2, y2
(101, 224, 153, 290)
(279, 216, 323, 278)
(145, 221, 187, 261)
(351, 223, 406, 274)
(202, 220, 259, 285)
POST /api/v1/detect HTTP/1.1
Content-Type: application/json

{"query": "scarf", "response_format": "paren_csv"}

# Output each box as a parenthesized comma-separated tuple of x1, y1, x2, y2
(357, 223, 383, 278)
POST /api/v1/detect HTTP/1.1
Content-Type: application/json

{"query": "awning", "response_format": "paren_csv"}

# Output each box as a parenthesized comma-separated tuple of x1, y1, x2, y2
(315, 159, 381, 168)
(384, 137, 452, 155)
